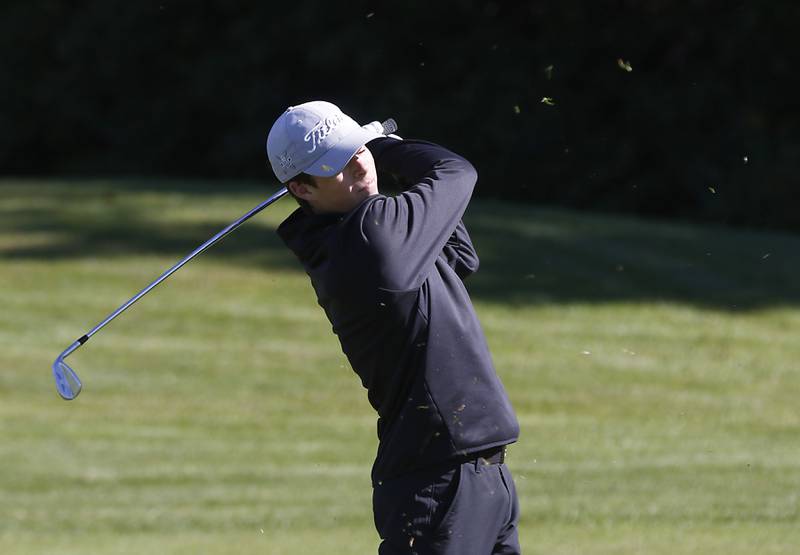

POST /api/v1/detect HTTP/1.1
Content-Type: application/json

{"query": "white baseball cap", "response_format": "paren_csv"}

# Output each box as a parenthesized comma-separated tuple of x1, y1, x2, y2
(266, 101, 382, 183)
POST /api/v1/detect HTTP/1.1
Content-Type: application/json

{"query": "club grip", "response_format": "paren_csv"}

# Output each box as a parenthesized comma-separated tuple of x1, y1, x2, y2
(381, 118, 398, 135)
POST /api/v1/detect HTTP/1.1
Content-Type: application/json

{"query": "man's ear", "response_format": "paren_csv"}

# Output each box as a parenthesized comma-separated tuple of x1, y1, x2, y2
(287, 179, 314, 201)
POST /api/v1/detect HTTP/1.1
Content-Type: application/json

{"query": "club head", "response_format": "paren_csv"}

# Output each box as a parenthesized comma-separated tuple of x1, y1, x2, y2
(53, 357, 82, 400)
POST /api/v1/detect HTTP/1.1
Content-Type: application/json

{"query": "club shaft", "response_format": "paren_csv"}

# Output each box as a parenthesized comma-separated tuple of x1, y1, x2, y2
(80, 187, 289, 344)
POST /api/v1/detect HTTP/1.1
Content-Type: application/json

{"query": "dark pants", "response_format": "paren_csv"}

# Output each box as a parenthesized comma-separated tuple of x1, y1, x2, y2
(373, 459, 521, 554)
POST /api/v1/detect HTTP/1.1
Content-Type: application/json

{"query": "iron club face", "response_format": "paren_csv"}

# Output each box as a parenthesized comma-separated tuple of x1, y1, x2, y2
(53, 357, 82, 400)
(52, 338, 86, 399)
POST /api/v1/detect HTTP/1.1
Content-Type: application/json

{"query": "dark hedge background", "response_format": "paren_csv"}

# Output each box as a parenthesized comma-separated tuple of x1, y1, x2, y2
(2, 1, 798, 230)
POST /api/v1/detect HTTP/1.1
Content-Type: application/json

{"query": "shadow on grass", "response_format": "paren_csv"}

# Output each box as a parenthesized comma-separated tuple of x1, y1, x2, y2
(3, 179, 800, 310)
(0, 177, 298, 270)
(465, 200, 800, 310)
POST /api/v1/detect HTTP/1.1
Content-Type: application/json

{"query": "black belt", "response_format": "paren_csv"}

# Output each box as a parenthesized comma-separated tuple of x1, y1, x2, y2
(456, 445, 506, 466)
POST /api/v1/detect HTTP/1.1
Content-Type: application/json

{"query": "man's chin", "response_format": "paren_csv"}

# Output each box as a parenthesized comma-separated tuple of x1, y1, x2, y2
(362, 175, 378, 192)
(354, 178, 377, 195)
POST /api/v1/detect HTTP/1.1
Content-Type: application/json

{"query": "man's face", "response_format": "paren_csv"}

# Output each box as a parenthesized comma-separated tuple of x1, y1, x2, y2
(291, 146, 378, 214)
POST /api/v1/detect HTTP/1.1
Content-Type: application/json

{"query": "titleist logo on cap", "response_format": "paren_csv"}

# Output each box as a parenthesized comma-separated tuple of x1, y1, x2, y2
(304, 113, 344, 153)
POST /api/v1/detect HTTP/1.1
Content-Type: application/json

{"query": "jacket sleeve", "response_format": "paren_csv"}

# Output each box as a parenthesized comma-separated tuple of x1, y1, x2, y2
(442, 220, 479, 280)
(362, 138, 478, 290)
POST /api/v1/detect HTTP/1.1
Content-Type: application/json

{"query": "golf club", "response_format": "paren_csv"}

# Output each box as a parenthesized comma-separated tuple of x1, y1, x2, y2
(53, 118, 398, 400)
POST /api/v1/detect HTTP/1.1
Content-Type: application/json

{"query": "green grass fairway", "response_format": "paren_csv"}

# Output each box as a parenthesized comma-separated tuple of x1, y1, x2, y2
(2, 178, 799, 554)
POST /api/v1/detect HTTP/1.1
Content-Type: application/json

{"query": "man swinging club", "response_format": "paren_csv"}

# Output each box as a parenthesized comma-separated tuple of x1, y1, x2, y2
(267, 100, 521, 554)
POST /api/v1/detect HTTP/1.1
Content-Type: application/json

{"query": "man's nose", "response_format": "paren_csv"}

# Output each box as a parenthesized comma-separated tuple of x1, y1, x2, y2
(349, 148, 367, 167)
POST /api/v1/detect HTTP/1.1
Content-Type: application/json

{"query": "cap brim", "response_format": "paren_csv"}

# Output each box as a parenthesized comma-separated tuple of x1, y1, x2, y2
(305, 126, 382, 178)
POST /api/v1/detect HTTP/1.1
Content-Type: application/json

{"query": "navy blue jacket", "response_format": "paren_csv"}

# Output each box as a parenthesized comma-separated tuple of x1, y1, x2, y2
(277, 138, 519, 484)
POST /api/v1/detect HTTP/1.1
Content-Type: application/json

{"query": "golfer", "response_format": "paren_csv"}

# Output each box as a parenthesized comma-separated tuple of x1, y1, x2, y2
(267, 100, 521, 554)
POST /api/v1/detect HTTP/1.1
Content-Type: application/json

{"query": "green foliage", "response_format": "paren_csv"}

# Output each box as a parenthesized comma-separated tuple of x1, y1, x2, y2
(1, 178, 800, 553)
(1, 2, 798, 230)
